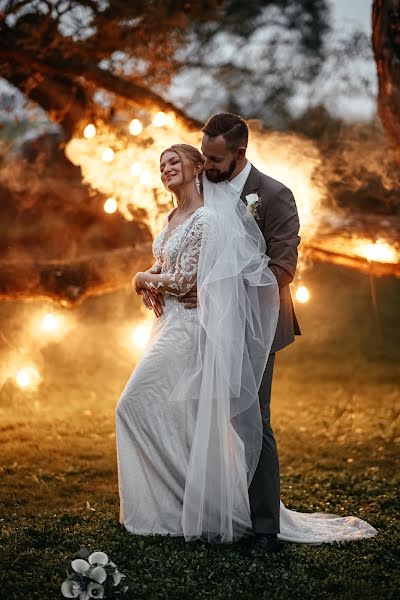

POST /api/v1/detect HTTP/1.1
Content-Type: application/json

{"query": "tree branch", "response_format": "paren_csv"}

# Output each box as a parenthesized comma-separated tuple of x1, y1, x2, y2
(0, 44, 202, 131)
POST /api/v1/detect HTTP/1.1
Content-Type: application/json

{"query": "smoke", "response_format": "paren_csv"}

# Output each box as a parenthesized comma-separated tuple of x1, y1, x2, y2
(292, 111, 400, 216)
(246, 122, 327, 242)
(66, 117, 330, 245)
(0, 111, 398, 308)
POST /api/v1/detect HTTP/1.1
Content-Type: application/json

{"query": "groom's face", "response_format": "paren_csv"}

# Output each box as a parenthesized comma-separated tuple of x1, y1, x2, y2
(201, 134, 239, 183)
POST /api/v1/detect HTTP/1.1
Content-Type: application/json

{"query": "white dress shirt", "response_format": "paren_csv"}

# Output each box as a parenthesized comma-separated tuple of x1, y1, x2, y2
(227, 160, 252, 195)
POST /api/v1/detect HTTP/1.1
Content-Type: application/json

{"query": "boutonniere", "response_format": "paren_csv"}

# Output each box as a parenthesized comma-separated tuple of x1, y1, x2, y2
(245, 193, 261, 220)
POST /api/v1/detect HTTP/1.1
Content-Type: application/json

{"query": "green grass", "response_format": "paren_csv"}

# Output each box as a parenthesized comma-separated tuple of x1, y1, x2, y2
(0, 263, 399, 599)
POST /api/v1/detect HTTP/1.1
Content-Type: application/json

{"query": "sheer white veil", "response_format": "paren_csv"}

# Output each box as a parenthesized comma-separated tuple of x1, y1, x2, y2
(181, 175, 280, 543)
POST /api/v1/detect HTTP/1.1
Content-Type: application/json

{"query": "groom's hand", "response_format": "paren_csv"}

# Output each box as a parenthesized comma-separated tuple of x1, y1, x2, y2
(142, 289, 164, 318)
(178, 286, 198, 309)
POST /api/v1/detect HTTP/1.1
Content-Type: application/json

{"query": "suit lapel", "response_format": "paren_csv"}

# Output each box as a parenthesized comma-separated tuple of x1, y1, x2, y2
(240, 165, 261, 205)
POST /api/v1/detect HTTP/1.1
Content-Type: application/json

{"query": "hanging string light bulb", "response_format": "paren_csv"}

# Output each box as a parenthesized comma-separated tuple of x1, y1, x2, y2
(102, 147, 115, 162)
(295, 285, 310, 303)
(153, 112, 168, 127)
(104, 197, 118, 214)
(129, 119, 143, 136)
(83, 124, 96, 139)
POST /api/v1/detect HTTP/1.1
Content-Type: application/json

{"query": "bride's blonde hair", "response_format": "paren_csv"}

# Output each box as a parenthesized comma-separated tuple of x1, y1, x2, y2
(160, 144, 204, 208)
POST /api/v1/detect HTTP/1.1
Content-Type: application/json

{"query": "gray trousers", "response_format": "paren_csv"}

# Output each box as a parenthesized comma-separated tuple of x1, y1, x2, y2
(248, 352, 280, 534)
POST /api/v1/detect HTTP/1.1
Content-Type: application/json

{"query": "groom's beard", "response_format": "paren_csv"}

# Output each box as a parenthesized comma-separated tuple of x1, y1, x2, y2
(205, 159, 237, 183)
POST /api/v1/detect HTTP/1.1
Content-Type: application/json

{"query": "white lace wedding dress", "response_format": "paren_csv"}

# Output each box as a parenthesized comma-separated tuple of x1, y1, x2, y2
(116, 206, 377, 544)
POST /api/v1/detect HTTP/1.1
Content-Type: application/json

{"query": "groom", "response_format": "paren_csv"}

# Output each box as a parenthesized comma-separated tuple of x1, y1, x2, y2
(182, 113, 301, 553)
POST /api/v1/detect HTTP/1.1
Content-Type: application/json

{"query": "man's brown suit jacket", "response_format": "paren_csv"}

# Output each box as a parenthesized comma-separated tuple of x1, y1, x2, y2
(241, 164, 301, 353)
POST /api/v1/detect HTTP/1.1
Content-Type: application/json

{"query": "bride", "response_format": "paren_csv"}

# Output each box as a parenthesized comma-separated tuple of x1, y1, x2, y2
(115, 143, 377, 547)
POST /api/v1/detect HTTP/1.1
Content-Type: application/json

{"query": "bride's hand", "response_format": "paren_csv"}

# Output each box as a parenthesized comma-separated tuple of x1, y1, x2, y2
(132, 272, 145, 295)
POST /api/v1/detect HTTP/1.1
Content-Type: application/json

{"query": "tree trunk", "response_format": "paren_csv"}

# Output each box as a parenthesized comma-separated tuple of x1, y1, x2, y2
(372, 0, 400, 162)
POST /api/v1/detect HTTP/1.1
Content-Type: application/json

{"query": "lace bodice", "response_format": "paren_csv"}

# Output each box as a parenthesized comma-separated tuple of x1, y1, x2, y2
(147, 207, 213, 297)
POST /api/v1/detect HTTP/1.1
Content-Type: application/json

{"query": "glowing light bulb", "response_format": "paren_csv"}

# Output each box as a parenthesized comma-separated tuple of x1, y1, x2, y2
(40, 313, 59, 333)
(140, 171, 152, 186)
(130, 162, 143, 177)
(102, 147, 115, 162)
(131, 323, 152, 349)
(83, 124, 96, 139)
(16, 367, 41, 389)
(129, 119, 143, 136)
(153, 112, 168, 127)
(104, 197, 118, 214)
(32, 311, 67, 340)
(296, 285, 310, 303)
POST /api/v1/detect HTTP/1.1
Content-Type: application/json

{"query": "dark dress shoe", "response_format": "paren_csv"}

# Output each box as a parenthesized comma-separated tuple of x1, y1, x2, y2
(250, 533, 281, 555)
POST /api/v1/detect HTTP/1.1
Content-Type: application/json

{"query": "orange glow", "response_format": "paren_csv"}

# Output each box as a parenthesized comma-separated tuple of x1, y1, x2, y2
(295, 286, 310, 303)
(65, 115, 399, 272)
(66, 118, 326, 238)
(131, 322, 153, 349)
(355, 240, 398, 264)
(15, 366, 41, 390)
(31, 310, 69, 340)
(130, 162, 142, 176)
(104, 197, 118, 214)
(140, 171, 152, 186)
(40, 312, 60, 333)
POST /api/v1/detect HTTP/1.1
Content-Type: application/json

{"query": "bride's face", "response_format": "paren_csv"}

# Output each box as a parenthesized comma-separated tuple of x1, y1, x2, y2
(160, 150, 195, 191)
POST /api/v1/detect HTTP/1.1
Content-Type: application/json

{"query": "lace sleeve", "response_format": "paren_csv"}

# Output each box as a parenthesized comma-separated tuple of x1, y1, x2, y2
(142, 213, 210, 297)
(146, 263, 162, 274)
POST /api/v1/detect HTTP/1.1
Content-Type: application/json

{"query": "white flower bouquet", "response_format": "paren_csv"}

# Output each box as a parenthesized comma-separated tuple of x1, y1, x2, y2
(61, 550, 128, 599)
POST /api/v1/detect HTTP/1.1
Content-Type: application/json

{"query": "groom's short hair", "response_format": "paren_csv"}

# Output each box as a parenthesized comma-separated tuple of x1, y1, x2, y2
(202, 113, 248, 151)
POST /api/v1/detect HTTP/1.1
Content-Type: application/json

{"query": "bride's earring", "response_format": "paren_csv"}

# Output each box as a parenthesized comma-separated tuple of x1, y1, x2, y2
(170, 192, 174, 207)
(195, 174, 201, 194)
